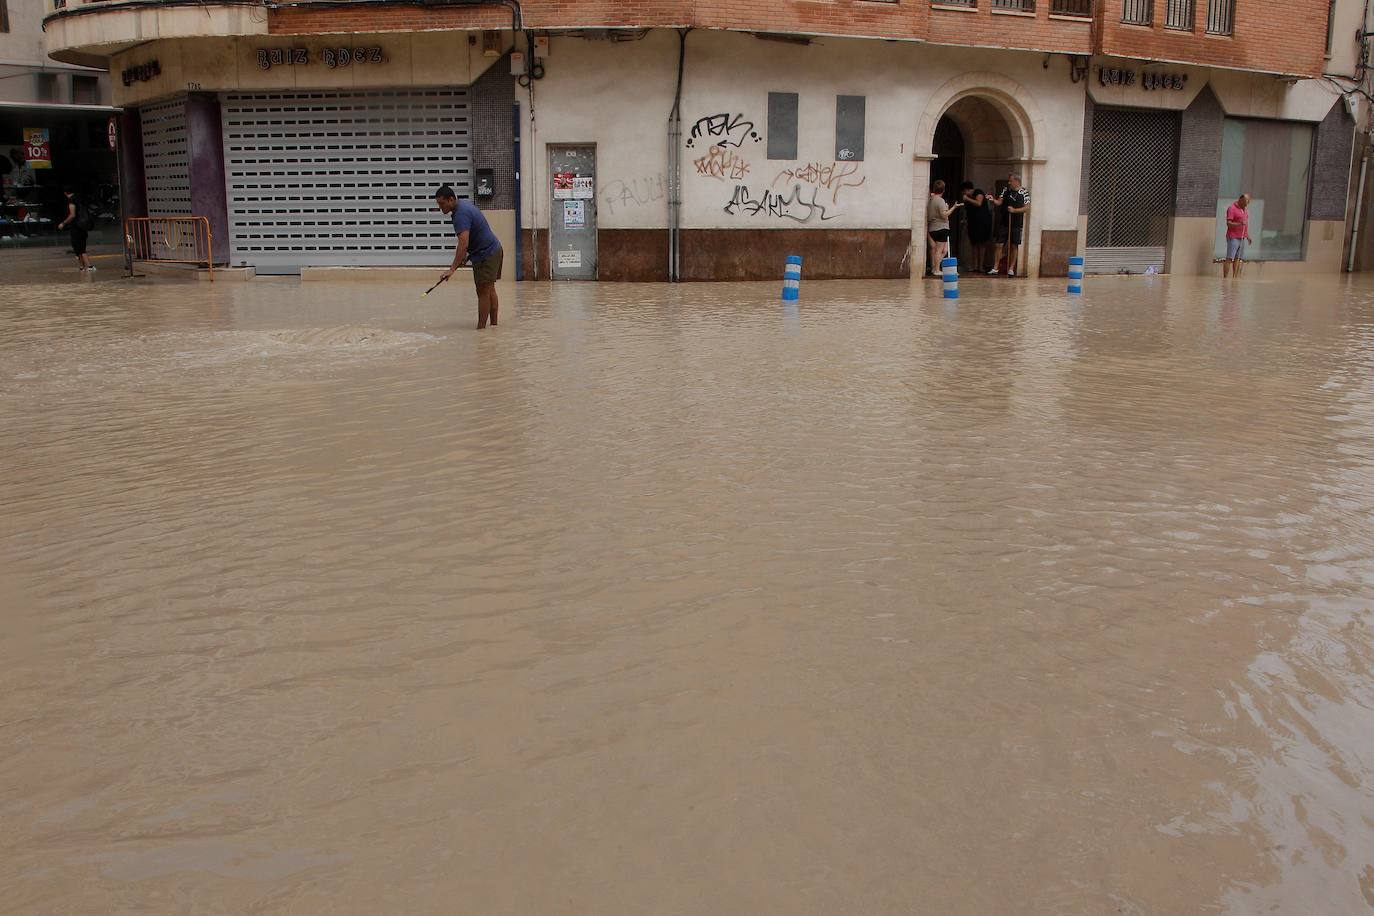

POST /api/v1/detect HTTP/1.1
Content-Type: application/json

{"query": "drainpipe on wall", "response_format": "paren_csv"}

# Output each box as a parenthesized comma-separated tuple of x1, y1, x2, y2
(1349, 151, 1369, 271)
(667, 28, 690, 282)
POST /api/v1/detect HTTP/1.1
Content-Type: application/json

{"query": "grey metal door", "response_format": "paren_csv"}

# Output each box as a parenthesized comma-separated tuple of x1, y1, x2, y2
(221, 88, 472, 273)
(140, 96, 191, 216)
(549, 145, 597, 279)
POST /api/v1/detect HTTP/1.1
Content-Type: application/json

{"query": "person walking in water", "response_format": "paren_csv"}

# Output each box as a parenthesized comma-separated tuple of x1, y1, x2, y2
(1222, 192, 1253, 278)
(434, 185, 504, 329)
(927, 180, 961, 277)
(55, 186, 94, 273)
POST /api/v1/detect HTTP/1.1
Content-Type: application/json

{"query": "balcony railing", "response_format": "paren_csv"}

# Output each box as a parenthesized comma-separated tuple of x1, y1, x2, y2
(1165, 0, 1194, 28)
(1206, 0, 1234, 33)
(1122, 0, 1153, 24)
(1051, 0, 1091, 15)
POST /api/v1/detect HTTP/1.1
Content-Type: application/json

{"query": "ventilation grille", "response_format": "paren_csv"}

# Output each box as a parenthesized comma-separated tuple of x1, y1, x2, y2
(141, 97, 192, 217)
(221, 89, 473, 272)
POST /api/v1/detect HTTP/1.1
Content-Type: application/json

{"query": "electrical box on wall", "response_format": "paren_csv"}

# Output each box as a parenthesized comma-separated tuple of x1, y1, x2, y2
(511, 51, 526, 75)
(476, 169, 495, 199)
(534, 36, 550, 57)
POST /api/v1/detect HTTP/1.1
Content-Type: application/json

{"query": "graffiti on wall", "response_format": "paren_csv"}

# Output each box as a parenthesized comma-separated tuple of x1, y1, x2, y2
(694, 145, 752, 182)
(771, 161, 866, 204)
(601, 173, 666, 216)
(686, 113, 762, 150)
(724, 184, 837, 223)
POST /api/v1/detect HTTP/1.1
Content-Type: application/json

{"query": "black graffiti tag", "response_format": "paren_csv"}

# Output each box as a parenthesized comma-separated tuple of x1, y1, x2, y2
(723, 184, 837, 223)
(686, 113, 761, 149)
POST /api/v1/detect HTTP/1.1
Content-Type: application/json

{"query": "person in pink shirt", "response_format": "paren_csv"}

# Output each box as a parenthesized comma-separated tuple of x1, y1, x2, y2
(1223, 193, 1253, 278)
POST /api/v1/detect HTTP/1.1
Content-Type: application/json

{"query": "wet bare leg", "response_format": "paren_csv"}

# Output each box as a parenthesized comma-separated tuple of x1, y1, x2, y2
(476, 282, 496, 329)
(488, 284, 499, 326)
(1008, 245, 1020, 276)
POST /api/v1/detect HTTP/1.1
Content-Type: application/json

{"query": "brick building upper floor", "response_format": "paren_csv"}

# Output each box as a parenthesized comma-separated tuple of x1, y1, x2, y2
(43, 0, 1341, 80)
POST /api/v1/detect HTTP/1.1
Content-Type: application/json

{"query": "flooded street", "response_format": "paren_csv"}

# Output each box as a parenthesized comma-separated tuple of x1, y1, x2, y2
(3, 266, 1374, 913)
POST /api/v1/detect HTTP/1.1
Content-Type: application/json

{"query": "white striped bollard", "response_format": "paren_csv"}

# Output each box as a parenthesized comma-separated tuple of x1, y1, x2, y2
(781, 255, 802, 302)
(941, 257, 959, 300)
(1068, 256, 1085, 295)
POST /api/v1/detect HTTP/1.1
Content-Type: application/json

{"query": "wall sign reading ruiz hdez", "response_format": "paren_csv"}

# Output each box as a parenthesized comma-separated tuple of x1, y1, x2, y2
(257, 47, 387, 70)
(1099, 67, 1189, 91)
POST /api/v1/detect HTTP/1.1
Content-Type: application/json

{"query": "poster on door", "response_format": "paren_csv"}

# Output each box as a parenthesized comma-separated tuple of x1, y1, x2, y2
(557, 250, 582, 269)
(572, 176, 594, 199)
(554, 172, 575, 199)
(23, 128, 52, 169)
(563, 199, 586, 229)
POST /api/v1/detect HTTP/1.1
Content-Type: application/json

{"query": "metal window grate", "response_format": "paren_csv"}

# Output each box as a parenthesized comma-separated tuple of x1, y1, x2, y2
(991, 0, 1035, 10)
(221, 89, 472, 273)
(1165, 0, 1194, 27)
(1206, 0, 1234, 33)
(1086, 106, 1180, 270)
(1051, 0, 1091, 14)
(140, 97, 192, 217)
(934, 0, 977, 6)
(1122, 0, 1153, 24)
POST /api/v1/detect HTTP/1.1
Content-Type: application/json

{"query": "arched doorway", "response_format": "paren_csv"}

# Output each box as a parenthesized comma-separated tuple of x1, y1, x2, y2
(914, 74, 1043, 277)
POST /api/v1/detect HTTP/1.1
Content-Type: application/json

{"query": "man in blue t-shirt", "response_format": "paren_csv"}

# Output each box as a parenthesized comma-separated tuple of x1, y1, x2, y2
(435, 185, 504, 329)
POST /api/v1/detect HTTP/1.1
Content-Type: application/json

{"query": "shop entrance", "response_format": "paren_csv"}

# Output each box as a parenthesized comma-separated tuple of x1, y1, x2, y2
(220, 88, 473, 273)
(1085, 107, 1179, 274)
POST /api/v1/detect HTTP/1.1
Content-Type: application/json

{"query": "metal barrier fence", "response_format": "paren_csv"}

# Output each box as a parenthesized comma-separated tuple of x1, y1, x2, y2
(125, 216, 214, 280)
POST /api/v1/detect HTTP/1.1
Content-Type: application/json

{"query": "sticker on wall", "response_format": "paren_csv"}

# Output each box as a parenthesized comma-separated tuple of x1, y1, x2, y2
(572, 176, 594, 199)
(554, 172, 575, 199)
(22, 129, 51, 169)
(563, 200, 586, 229)
(557, 250, 583, 269)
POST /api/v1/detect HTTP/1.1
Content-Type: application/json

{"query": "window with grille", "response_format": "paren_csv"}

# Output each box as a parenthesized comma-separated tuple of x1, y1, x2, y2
(1051, 0, 1091, 15)
(991, 0, 1035, 10)
(1326, 0, 1337, 54)
(1206, 0, 1234, 34)
(1165, 0, 1194, 29)
(1122, 0, 1153, 24)
(934, 0, 976, 6)
(1, 0, 9, 34)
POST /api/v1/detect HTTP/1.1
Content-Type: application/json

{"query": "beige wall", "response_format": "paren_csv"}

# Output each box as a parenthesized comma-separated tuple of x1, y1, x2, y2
(1, 0, 109, 106)
(1168, 217, 1346, 275)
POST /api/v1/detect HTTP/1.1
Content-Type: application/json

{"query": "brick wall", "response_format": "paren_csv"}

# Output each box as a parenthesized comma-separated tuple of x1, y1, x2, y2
(471, 53, 516, 211)
(1175, 84, 1223, 217)
(929, 4, 1092, 55)
(1311, 99, 1355, 220)
(1096, 0, 1330, 78)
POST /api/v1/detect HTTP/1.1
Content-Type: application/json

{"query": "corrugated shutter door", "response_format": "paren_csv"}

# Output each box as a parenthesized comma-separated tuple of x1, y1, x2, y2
(140, 97, 191, 217)
(1085, 107, 1179, 275)
(222, 89, 472, 273)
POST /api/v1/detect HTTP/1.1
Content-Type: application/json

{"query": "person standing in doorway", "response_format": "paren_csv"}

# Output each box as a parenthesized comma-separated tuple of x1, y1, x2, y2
(990, 173, 1031, 277)
(966, 187, 993, 275)
(927, 180, 961, 277)
(435, 185, 504, 329)
(56, 186, 94, 272)
(1223, 192, 1253, 278)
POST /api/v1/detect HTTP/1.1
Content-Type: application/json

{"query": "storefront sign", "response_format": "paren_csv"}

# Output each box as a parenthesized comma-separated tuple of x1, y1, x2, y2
(256, 47, 386, 71)
(1098, 67, 1189, 91)
(121, 60, 160, 86)
(22, 128, 51, 169)
(563, 199, 586, 228)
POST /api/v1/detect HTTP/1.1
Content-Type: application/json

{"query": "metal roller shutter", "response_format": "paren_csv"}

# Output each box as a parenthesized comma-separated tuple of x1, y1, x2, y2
(1085, 107, 1179, 275)
(140, 97, 191, 217)
(222, 89, 472, 273)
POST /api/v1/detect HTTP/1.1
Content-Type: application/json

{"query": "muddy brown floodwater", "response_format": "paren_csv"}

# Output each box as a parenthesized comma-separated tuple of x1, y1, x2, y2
(2, 265, 1374, 913)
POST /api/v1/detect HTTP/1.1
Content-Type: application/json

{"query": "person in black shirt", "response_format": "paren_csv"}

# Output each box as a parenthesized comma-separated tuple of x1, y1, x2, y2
(965, 187, 994, 274)
(56, 186, 94, 272)
(990, 173, 1031, 277)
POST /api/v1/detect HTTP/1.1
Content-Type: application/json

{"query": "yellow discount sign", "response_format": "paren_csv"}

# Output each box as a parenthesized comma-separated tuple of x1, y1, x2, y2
(23, 128, 52, 169)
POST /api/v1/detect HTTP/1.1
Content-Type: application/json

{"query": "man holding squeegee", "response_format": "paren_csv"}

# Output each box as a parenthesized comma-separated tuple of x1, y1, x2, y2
(433, 185, 504, 329)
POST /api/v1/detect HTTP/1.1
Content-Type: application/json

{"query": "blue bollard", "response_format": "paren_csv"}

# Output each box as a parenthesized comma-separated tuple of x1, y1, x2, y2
(781, 255, 802, 301)
(941, 257, 959, 300)
(1068, 255, 1085, 295)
